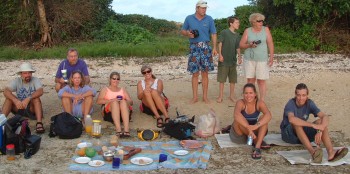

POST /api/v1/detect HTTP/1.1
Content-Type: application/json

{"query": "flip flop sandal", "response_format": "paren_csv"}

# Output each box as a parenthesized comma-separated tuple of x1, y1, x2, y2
(328, 147, 348, 162)
(260, 141, 271, 150)
(116, 132, 123, 137)
(312, 148, 323, 163)
(156, 117, 164, 128)
(252, 148, 262, 159)
(164, 118, 170, 124)
(35, 122, 45, 134)
(122, 132, 131, 138)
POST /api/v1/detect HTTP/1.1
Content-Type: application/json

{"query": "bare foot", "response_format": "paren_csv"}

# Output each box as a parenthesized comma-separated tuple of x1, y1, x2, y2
(216, 97, 223, 103)
(228, 97, 235, 103)
(190, 98, 198, 104)
(203, 98, 210, 104)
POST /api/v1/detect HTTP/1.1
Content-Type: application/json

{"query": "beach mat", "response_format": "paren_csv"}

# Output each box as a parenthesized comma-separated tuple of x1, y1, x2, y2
(215, 133, 314, 148)
(277, 146, 350, 166)
(69, 140, 212, 171)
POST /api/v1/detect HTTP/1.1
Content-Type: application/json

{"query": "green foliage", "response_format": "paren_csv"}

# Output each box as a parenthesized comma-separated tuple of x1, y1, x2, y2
(93, 19, 154, 44)
(271, 24, 319, 52)
(0, 36, 188, 60)
(234, 5, 261, 30)
(115, 14, 179, 34)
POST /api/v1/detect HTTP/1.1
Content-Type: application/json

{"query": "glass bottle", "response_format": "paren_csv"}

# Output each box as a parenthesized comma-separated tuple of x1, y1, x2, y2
(85, 115, 93, 135)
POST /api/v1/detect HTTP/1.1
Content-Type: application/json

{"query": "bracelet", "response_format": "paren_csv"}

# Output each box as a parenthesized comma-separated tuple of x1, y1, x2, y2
(317, 130, 322, 133)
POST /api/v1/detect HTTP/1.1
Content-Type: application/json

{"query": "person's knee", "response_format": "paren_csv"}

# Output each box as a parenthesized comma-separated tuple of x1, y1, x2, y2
(192, 72, 199, 78)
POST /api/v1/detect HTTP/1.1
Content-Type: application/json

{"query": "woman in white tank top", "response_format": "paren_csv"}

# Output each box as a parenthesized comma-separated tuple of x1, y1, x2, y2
(137, 65, 170, 128)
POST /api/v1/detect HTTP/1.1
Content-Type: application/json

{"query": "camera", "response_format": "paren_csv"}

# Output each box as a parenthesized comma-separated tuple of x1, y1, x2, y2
(190, 29, 199, 38)
(252, 40, 261, 45)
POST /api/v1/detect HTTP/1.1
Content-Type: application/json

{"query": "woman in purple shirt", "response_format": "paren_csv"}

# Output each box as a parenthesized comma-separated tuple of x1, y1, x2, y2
(58, 70, 96, 120)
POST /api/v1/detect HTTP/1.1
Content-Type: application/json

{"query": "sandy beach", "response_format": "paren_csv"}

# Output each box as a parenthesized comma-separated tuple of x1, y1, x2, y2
(0, 53, 349, 173)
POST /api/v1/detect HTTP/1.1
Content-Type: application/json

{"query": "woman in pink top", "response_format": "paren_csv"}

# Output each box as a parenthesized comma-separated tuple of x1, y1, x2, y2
(96, 72, 133, 137)
(137, 65, 170, 128)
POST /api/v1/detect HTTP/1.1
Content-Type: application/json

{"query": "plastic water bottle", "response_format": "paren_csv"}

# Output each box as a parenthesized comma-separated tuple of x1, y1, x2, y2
(85, 115, 93, 135)
(237, 64, 243, 77)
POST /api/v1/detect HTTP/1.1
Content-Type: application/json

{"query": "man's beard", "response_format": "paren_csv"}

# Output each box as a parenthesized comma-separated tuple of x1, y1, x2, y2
(24, 77, 31, 82)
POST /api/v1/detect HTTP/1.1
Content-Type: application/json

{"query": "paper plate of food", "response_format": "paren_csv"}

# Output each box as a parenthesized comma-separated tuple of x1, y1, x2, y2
(180, 140, 204, 149)
(174, 150, 189, 156)
(88, 160, 105, 167)
(77, 142, 92, 149)
(130, 157, 153, 165)
(74, 157, 91, 164)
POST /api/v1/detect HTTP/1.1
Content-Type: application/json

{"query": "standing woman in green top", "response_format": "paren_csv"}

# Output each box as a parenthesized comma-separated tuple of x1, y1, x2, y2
(216, 16, 242, 103)
(239, 13, 274, 101)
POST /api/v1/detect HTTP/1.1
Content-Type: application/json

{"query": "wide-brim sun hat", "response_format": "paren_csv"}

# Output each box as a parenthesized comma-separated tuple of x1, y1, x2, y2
(17, 62, 36, 74)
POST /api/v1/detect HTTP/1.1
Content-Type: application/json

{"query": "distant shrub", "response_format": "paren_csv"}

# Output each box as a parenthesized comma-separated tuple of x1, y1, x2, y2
(93, 19, 154, 44)
(115, 14, 179, 34)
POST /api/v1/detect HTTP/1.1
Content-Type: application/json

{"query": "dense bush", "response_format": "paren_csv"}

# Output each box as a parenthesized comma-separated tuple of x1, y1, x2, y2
(93, 19, 154, 44)
(115, 14, 179, 34)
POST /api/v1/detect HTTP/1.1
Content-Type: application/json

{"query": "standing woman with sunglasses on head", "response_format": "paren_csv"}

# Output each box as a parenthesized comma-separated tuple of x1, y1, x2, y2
(96, 72, 133, 137)
(58, 70, 96, 120)
(137, 65, 170, 128)
(239, 13, 274, 101)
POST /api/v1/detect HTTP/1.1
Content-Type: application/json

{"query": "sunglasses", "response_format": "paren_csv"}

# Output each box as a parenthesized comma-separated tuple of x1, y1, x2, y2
(111, 77, 120, 80)
(142, 70, 152, 75)
(256, 20, 264, 23)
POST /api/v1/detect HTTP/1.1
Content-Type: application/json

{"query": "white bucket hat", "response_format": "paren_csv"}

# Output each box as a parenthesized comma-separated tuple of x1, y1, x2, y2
(196, 0, 208, 8)
(17, 62, 36, 74)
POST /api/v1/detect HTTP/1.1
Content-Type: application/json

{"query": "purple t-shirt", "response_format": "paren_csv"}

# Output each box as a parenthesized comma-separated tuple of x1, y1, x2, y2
(280, 98, 320, 130)
(58, 85, 96, 118)
(55, 59, 89, 79)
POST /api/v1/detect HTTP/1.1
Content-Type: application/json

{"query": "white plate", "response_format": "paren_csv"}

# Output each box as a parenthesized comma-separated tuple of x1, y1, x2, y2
(77, 142, 92, 149)
(88, 160, 105, 167)
(174, 150, 189, 156)
(130, 157, 153, 166)
(75, 157, 91, 164)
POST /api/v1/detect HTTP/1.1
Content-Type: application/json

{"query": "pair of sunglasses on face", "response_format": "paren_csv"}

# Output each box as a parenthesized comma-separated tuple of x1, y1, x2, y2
(111, 77, 120, 80)
(256, 20, 264, 23)
(142, 70, 152, 75)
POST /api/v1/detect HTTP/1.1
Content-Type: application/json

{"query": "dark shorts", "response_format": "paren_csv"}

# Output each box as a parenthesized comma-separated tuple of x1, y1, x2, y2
(187, 42, 214, 74)
(217, 65, 237, 83)
(229, 126, 247, 144)
(12, 104, 36, 120)
(102, 105, 132, 123)
(281, 124, 317, 144)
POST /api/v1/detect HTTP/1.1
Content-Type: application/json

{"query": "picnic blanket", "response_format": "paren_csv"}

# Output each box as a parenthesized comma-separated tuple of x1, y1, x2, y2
(215, 133, 315, 148)
(69, 140, 212, 171)
(277, 146, 350, 166)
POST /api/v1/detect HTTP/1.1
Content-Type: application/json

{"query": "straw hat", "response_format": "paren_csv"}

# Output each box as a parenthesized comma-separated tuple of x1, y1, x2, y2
(17, 62, 36, 74)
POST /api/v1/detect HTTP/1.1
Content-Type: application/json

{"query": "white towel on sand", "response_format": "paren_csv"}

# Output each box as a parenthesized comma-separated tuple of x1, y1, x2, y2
(277, 147, 350, 166)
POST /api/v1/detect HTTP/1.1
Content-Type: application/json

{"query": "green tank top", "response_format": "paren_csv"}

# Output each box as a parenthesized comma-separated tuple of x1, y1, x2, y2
(243, 27, 268, 62)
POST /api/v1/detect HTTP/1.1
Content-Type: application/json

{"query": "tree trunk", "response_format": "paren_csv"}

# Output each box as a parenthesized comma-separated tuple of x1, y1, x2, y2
(37, 0, 52, 48)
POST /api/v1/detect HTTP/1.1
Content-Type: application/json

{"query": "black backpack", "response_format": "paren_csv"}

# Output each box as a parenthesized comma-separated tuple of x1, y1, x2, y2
(49, 112, 83, 139)
(1, 114, 31, 155)
(163, 121, 195, 140)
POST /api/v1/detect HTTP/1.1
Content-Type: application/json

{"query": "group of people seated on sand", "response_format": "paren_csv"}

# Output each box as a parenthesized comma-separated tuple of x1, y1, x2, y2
(1, 48, 348, 163)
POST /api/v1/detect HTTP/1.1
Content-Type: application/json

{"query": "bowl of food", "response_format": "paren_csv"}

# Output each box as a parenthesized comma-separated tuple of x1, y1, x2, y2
(102, 151, 114, 162)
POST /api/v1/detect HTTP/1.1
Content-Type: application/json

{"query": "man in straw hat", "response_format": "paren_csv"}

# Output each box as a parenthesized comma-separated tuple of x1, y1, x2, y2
(2, 62, 45, 133)
(181, 0, 217, 104)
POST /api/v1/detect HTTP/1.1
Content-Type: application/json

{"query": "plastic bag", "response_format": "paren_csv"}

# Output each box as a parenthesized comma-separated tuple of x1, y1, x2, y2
(195, 109, 220, 138)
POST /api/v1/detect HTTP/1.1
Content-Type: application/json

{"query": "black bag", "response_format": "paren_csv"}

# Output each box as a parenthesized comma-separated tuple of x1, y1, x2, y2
(24, 135, 41, 159)
(49, 112, 83, 139)
(163, 121, 195, 140)
(1, 115, 31, 155)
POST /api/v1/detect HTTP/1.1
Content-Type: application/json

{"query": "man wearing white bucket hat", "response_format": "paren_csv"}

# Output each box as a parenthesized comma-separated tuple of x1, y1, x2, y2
(2, 62, 45, 133)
